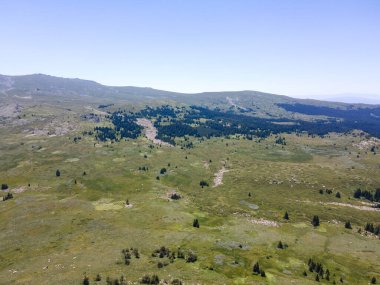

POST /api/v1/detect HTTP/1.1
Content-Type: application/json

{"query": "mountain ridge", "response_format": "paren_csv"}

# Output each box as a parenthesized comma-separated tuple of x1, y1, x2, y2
(2, 73, 378, 107)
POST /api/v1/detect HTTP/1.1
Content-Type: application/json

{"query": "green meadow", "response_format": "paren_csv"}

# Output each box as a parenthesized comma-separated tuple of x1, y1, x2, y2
(1, 103, 379, 285)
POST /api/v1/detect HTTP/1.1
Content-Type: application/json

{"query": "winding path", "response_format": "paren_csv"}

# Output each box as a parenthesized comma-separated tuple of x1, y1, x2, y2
(136, 118, 173, 147)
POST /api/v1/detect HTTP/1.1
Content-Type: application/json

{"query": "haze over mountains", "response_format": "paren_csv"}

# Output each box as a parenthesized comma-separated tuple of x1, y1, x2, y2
(1, 73, 379, 106)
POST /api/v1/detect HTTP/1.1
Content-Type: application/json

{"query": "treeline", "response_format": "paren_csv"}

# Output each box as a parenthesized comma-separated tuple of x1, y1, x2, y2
(93, 103, 380, 143)
(94, 112, 142, 142)
(278, 103, 380, 138)
(353, 188, 380, 202)
(151, 105, 364, 143)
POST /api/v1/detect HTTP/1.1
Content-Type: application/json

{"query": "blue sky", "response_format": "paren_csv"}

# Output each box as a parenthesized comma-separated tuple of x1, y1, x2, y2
(0, 0, 379, 98)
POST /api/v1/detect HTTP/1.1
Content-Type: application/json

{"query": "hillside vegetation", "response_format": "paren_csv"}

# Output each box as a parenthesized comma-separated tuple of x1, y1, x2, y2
(0, 74, 379, 285)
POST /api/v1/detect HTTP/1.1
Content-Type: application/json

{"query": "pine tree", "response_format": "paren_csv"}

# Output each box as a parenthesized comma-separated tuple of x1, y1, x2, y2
(83, 276, 90, 285)
(56, 169, 60, 177)
(326, 269, 330, 281)
(193, 219, 199, 228)
(284, 211, 289, 220)
(253, 262, 260, 274)
(277, 241, 284, 249)
(371, 277, 377, 284)
(312, 215, 320, 227)
(316, 274, 320, 282)
(345, 221, 352, 229)
(335, 192, 341, 198)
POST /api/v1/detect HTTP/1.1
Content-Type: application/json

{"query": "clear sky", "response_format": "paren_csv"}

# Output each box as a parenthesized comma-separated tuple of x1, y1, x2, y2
(0, 0, 379, 98)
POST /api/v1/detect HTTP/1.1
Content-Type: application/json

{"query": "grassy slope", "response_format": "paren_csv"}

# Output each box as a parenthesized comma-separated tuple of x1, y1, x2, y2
(0, 102, 379, 285)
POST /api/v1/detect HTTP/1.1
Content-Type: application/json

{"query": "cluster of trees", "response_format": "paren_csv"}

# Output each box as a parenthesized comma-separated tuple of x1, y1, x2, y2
(94, 126, 116, 141)
(83, 274, 182, 285)
(319, 188, 341, 198)
(141, 274, 160, 285)
(3, 192, 13, 201)
(278, 103, 380, 138)
(319, 188, 333, 194)
(81, 113, 101, 123)
(152, 246, 173, 259)
(94, 112, 142, 142)
(121, 248, 140, 265)
(169, 192, 181, 200)
(364, 223, 380, 235)
(353, 188, 380, 202)
(145, 104, 378, 144)
(139, 105, 178, 118)
(151, 246, 197, 263)
(1, 184, 9, 190)
(89, 103, 380, 145)
(138, 166, 149, 171)
(345, 221, 352, 229)
(275, 136, 286, 145)
(307, 258, 331, 281)
(98, 103, 114, 109)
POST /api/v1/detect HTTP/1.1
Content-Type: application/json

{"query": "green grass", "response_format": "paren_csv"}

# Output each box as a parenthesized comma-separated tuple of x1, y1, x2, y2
(0, 105, 379, 284)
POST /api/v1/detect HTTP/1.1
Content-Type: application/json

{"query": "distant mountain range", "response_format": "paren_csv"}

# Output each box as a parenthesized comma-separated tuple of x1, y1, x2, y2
(0, 73, 378, 105)
(1, 73, 380, 137)
(299, 93, 380, 105)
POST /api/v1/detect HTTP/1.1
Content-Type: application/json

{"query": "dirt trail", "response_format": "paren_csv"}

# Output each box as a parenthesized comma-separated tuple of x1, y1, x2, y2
(226, 96, 248, 111)
(297, 199, 380, 212)
(136, 118, 173, 147)
(213, 167, 229, 187)
(324, 202, 380, 212)
(248, 218, 279, 227)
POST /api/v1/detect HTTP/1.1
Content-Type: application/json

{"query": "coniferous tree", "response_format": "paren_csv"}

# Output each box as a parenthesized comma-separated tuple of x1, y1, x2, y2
(345, 221, 352, 229)
(312, 215, 320, 227)
(371, 277, 377, 284)
(277, 241, 284, 249)
(284, 211, 289, 220)
(186, 251, 197, 263)
(253, 262, 260, 274)
(171, 279, 182, 285)
(83, 276, 90, 285)
(193, 219, 200, 228)
(3, 192, 13, 201)
(56, 169, 61, 177)
(326, 269, 330, 281)
(335, 192, 341, 198)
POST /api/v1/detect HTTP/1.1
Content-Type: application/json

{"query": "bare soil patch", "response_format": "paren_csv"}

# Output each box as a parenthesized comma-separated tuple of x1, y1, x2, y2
(136, 118, 173, 147)
(248, 218, 279, 227)
(213, 167, 229, 187)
